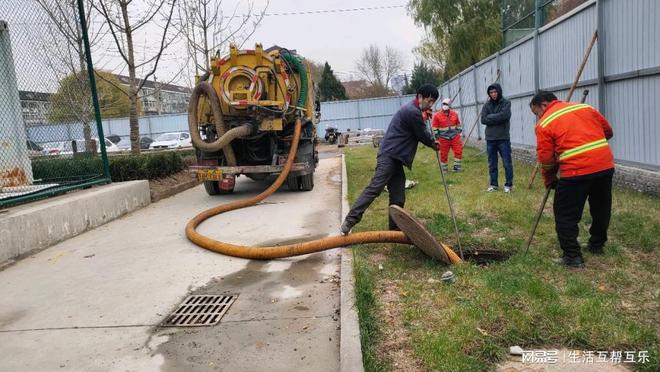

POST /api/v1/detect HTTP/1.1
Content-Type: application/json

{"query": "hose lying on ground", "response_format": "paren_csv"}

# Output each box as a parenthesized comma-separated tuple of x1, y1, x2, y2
(185, 79, 461, 262)
(185, 117, 461, 263)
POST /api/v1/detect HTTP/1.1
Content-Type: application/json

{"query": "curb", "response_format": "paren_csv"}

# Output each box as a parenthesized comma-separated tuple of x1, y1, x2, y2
(339, 153, 365, 372)
(150, 178, 201, 203)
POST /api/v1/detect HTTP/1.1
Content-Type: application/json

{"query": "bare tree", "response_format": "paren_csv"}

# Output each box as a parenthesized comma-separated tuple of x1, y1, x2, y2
(36, 0, 105, 152)
(176, 0, 269, 76)
(355, 44, 404, 92)
(92, 0, 178, 154)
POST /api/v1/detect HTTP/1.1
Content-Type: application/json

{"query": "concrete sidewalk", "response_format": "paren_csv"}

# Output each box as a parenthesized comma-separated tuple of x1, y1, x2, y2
(0, 156, 344, 372)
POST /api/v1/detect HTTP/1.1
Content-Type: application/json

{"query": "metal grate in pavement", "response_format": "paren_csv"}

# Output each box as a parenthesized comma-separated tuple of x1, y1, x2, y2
(163, 295, 236, 327)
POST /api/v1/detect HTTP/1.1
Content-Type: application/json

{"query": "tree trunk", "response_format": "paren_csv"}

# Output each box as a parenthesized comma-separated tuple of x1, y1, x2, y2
(73, 0, 94, 154)
(122, 1, 140, 154)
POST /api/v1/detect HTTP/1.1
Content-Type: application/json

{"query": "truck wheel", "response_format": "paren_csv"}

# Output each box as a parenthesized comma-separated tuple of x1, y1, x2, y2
(204, 180, 234, 195)
(287, 174, 299, 191)
(300, 173, 314, 191)
(204, 181, 221, 195)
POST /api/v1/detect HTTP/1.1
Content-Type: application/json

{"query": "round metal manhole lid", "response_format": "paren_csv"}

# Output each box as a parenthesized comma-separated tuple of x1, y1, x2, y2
(389, 205, 450, 264)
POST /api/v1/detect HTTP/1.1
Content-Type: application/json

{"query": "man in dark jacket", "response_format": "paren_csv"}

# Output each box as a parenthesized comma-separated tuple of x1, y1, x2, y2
(340, 84, 440, 234)
(481, 83, 514, 193)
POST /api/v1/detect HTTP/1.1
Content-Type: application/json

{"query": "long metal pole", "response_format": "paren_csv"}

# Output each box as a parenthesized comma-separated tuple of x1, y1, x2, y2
(77, 0, 110, 179)
(524, 89, 589, 255)
(528, 31, 598, 188)
(427, 119, 463, 260)
(523, 186, 551, 256)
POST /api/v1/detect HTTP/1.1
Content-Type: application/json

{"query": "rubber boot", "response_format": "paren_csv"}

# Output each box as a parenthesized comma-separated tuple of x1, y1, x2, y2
(453, 160, 462, 172)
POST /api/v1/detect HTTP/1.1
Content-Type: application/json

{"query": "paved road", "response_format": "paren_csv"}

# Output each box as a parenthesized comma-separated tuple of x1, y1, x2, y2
(0, 155, 343, 372)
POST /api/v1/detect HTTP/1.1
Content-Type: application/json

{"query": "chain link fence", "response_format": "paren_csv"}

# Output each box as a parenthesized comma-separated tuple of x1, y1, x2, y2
(0, 0, 109, 208)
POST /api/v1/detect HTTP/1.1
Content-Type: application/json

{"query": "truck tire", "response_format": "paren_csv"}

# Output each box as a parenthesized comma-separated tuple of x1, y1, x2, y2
(204, 180, 234, 195)
(204, 181, 221, 195)
(287, 174, 299, 191)
(300, 173, 314, 191)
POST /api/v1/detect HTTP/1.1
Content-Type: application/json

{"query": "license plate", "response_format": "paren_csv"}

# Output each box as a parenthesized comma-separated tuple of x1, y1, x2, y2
(197, 169, 223, 181)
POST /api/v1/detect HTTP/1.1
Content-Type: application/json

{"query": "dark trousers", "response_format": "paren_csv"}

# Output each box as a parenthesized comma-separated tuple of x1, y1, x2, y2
(487, 140, 514, 187)
(345, 155, 405, 230)
(553, 169, 614, 258)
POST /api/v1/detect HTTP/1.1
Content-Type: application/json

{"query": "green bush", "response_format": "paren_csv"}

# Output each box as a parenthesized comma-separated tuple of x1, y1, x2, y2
(32, 156, 103, 182)
(32, 151, 190, 183)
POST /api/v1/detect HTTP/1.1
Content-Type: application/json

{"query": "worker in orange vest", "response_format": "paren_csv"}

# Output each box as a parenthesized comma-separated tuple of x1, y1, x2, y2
(530, 91, 615, 268)
(432, 98, 463, 172)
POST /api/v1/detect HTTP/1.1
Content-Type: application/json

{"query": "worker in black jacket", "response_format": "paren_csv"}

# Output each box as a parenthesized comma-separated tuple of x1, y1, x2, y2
(340, 84, 440, 234)
(481, 83, 514, 193)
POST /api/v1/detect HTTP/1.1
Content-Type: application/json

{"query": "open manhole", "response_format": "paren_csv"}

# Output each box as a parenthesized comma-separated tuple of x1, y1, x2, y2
(163, 295, 236, 327)
(461, 249, 511, 266)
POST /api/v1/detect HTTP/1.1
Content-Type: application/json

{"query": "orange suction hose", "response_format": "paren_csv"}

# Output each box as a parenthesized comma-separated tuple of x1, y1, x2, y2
(185, 117, 460, 263)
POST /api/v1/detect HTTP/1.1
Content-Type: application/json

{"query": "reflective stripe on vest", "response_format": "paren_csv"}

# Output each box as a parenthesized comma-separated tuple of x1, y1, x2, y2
(559, 138, 609, 161)
(540, 103, 590, 128)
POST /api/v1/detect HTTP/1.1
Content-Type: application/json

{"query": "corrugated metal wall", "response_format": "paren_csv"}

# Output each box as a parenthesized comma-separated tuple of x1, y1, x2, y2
(317, 0, 658, 169)
(319, 95, 414, 134)
(27, 113, 189, 144)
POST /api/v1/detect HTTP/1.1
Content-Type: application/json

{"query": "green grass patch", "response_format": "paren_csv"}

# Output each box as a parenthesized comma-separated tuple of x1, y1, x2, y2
(347, 145, 659, 371)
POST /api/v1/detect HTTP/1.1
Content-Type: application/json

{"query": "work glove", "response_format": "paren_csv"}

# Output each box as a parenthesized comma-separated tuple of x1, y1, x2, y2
(542, 167, 559, 189)
(432, 142, 440, 152)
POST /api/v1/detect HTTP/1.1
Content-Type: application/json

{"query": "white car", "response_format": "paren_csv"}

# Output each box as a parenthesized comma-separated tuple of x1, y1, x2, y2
(59, 138, 121, 155)
(43, 141, 67, 156)
(149, 132, 192, 150)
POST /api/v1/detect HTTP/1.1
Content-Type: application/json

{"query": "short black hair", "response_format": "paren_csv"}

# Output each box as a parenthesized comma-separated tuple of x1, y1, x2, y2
(530, 90, 558, 106)
(417, 84, 439, 100)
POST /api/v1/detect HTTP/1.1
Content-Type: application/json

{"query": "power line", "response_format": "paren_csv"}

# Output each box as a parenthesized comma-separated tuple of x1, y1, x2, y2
(232, 4, 407, 18)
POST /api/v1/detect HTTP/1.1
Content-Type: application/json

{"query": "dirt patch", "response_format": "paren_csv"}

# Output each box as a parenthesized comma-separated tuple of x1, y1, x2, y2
(375, 280, 427, 372)
(461, 249, 512, 266)
(149, 171, 201, 202)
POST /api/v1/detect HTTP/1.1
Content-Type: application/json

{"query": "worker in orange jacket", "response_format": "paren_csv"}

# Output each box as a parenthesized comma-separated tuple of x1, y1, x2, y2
(432, 98, 463, 172)
(530, 91, 614, 268)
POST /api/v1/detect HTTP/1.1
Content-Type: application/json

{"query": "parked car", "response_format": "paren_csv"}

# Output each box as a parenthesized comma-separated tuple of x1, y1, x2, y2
(43, 141, 67, 156)
(149, 132, 191, 150)
(59, 138, 122, 155)
(117, 136, 153, 150)
(106, 134, 122, 144)
(26, 140, 46, 157)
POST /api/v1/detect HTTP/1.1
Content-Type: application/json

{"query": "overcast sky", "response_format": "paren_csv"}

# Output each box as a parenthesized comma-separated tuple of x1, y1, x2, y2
(3, 0, 425, 90)
(243, 0, 424, 81)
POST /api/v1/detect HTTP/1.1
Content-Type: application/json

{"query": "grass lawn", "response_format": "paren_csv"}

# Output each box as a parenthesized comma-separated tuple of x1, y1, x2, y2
(345, 145, 658, 371)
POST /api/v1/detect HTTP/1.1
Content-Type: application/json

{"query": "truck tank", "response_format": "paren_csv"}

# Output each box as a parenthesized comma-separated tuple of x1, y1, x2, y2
(188, 44, 320, 194)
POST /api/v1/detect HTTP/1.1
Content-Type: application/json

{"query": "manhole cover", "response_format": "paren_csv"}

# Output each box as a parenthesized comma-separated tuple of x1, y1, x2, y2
(163, 295, 236, 327)
(389, 205, 451, 265)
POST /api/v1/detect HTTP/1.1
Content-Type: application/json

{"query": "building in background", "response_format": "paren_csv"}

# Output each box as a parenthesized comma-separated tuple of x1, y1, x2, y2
(114, 75, 191, 115)
(19, 91, 52, 126)
(390, 74, 407, 95)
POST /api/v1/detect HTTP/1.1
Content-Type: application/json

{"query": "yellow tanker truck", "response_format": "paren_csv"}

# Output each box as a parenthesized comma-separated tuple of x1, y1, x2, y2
(188, 44, 319, 194)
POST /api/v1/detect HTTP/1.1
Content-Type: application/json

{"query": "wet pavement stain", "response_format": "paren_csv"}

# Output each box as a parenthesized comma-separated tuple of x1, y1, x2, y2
(153, 251, 340, 372)
(256, 233, 329, 247)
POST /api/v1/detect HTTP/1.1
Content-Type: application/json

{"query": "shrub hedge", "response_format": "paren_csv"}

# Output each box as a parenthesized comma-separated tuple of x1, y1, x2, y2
(32, 150, 192, 182)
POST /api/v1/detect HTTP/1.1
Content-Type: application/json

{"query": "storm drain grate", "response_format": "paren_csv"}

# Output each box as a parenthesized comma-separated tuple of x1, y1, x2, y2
(163, 295, 237, 327)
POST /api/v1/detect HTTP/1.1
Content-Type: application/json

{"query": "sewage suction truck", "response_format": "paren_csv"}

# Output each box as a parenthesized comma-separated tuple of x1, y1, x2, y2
(188, 44, 319, 194)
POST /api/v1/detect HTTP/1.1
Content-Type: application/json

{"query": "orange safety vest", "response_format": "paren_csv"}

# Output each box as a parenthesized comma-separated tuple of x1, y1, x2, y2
(535, 100, 614, 178)
(432, 110, 461, 131)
